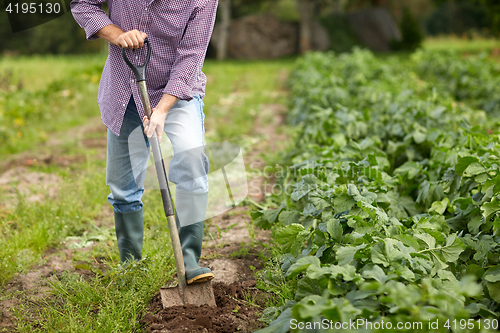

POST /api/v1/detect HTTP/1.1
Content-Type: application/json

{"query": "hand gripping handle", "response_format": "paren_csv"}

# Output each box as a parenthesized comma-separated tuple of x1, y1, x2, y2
(121, 38, 151, 82)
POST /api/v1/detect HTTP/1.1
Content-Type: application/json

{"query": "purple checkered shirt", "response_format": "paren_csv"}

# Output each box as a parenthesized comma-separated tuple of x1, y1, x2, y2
(70, 0, 218, 135)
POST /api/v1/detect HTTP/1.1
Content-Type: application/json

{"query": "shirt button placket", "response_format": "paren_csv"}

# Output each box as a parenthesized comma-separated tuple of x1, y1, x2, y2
(137, 6, 147, 98)
(140, 6, 148, 31)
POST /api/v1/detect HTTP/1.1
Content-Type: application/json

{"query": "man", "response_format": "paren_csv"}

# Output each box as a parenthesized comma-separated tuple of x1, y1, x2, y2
(70, 0, 217, 284)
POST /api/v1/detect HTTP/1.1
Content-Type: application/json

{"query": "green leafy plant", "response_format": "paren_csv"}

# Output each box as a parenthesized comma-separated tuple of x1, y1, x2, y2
(254, 50, 500, 332)
(413, 49, 500, 114)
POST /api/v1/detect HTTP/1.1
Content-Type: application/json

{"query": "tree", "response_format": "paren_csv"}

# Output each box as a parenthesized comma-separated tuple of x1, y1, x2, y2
(296, 0, 334, 54)
(431, 0, 500, 35)
(216, 0, 231, 60)
(468, 0, 500, 34)
(296, 0, 315, 54)
(391, 7, 424, 51)
(214, 0, 276, 60)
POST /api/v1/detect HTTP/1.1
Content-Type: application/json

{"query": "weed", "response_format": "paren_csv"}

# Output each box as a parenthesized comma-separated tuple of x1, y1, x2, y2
(226, 209, 249, 217)
(245, 217, 256, 240)
(215, 222, 238, 239)
(229, 244, 251, 259)
(200, 252, 221, 260)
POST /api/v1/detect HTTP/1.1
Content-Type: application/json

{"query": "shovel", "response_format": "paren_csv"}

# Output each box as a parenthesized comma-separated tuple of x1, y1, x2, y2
(122, 39, 216, 308)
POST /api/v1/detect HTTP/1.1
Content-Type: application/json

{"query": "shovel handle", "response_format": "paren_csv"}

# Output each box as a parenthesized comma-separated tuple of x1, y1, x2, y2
(120, 39, 174, 216)
(121, 38, 151, 83)
(121, 39, 186, 295)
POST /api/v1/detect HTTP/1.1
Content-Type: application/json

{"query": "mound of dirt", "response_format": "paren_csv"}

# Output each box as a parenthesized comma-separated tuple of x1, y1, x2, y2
(142, 281, 270, 333)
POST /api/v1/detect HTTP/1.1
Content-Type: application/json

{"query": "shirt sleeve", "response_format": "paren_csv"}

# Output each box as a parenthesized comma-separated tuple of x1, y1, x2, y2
(70, 0, 114, 41)
(163, 0, 218, 101)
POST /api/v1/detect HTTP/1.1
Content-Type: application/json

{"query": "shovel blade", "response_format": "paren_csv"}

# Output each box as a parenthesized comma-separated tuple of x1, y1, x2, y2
(160, 281, 216, 308)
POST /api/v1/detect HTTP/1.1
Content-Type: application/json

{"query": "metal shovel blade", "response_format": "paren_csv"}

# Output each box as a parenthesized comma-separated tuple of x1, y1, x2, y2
(160, 281, 216, 307)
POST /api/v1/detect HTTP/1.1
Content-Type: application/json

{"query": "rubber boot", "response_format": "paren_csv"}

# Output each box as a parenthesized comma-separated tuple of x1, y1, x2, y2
(176, 215, 214, 284)
(114, 208, 144, 264)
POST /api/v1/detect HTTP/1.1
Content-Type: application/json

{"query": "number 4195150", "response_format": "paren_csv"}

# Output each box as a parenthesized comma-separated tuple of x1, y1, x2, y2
(5, 2, 61, 14)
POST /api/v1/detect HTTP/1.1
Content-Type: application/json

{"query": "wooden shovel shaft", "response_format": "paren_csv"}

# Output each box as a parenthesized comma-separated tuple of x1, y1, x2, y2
(138, 80, 187, 294)
(167, 215, 187, 293)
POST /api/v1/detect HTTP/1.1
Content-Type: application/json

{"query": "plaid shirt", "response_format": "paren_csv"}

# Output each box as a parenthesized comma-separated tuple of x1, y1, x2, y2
(70, 0, 218, 135)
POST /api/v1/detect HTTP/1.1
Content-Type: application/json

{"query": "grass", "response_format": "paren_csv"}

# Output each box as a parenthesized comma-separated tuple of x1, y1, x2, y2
(0, 162, 109, 285)
(255, 247, 296, 309)
(14, 256, 175, 332)
(202, 58, 295, 142)
(0, 56, 295, 156)
(0, 54, 294, 332)
(0, 58, 104, 155)
(0, 54, 106, 92)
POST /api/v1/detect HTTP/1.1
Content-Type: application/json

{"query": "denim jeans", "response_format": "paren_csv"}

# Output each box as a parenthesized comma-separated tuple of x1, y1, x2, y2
(106, 95, 209, 214)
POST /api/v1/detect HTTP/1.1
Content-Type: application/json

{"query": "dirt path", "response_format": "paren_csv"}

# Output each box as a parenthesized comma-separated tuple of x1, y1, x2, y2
(0, 117, 110, 332)
(0, 93, 289, 333)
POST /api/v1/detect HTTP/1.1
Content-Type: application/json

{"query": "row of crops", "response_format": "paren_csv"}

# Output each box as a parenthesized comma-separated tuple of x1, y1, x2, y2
(254, 49, 500, 332)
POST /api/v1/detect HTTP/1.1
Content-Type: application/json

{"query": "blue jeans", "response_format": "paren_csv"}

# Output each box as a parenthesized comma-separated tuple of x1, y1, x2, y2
(106, 95, 209, 214)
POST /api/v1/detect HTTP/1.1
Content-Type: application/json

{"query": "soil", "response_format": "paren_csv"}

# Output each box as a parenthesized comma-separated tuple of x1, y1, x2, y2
(0, 166, 62, 209)
(142, 281, 272, 333)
